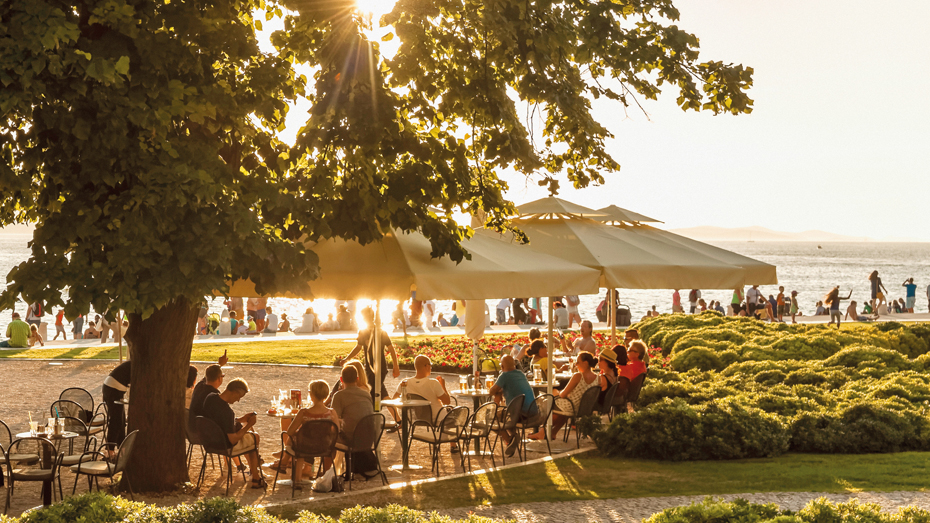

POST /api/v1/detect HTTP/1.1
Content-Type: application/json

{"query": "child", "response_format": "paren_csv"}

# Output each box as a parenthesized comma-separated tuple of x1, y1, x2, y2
(776, 286, 786, 322)
(285, 380, 340, 487)
(28, 324, 44, 347)
(53, 309, 67, 340)
(790, 291, 800, 324)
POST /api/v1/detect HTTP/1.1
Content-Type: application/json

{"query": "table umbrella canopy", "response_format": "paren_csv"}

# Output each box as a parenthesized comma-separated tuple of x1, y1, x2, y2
(227, 228, 601, 300)
(594, 205, 663, 224)
(517, 196, 606, 218)
(484, 216, 777, 289)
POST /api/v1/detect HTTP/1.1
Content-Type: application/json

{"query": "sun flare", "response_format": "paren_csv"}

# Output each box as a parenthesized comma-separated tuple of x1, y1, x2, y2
(354, 0, 397, 19)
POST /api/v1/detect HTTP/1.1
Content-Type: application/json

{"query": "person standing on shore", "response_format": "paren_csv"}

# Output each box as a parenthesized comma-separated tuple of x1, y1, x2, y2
(672, 289, 682, 313)
(72, 313, 84, 339)
(688, 289, 700, 314)
(746, 285, 763, 317)
(731, 287, 744, 315)
(566, 295, 582, 327)
(902, 278, 917, 313)
(824, 286, 852, 328)
(53, 309, 67, 340)
(868, 271, 888, 315)
(789, 291, 800, 324)
(776, 287, 786, 322)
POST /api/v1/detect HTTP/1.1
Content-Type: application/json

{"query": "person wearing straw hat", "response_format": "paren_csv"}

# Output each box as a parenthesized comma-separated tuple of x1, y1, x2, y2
(595, 347, 623, 409)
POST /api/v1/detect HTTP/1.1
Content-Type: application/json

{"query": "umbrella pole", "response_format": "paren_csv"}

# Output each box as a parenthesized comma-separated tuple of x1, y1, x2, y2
(374, 300, 382, 412)
(610, 289, 617, 346)
(547, 297, 554, 442)
(473, 340, 479, 377)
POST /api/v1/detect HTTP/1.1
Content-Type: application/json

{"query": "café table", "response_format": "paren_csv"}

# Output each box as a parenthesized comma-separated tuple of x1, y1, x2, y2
(381, 398, 431, 472)
(13, 431, 79, 506)
(450, 389, 493, 411)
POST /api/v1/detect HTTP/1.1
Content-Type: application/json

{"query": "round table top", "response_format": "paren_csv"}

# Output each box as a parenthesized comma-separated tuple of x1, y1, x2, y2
(265, 410, 297, 418)
(15, 431, 79, 440)
(450, 389, 493, 397)
(381, 398, 431, 407)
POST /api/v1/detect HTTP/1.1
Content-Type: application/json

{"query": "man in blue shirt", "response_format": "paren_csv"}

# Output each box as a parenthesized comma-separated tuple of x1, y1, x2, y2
(902, 278, 917, 313)
(490, 355, 536, 457)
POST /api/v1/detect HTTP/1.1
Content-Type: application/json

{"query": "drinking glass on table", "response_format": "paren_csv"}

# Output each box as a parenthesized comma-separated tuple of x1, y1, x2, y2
(29, 420, 38, 436)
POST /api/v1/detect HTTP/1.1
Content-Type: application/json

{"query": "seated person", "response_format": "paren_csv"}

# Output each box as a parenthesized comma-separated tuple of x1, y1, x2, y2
(246, 316, 259, 334)
(202, 378, 266, 488)
(815, 301, 827, 316)
(437, 313, 450, 327)
(263, 306, 278, 333)
(489, 355, 537, 457)
(330, 365, 379, 480)
(336, 305, 352, 330)
(83, 323, 100, 339)
(286, 380, 340, 485)
(184, 365, 198, 408)
(621, 341, 649, 382)
(0, 312, 30, 348)
(529, 352, 598, 441)
(560, 320, 597, 358)
(228, 311, 239, 335)
(846, 301, 875, 322)
(320, 313, 338, 331)
(393, 355, 459, 452)
(278, 313, 291, 332)
(525, 340, 549, 380)
(595, 347, 623, 408)
(294, 308, 318, 333)
(27, 324, 44, 347)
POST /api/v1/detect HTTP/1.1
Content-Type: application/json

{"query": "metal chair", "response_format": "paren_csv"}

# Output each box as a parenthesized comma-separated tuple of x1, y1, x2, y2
(195, 417, 250, 495)
(608, 377, 632, 420)
(5, 437, 62, 513)
(410, 406, 469, 476)
(50, 400, 104, 438)
(334, 413, 387, 491)
(625, 373, 647, 413)
(70, 430, 137, 500)
(183, 408, 209, 470)
(0, 420, 11, 489)
(490, 395, 525, 466)
(273, 419, 338, 498)
(463, 401, 497, 471)
(59, 388, 94, 424)
(515, 394, 554, 460)
(555, 386, 601, 448)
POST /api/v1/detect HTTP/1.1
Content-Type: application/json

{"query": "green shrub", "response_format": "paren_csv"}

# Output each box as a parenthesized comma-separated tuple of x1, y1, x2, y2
(3, 493, 510, 523)
(645, 496, 930, 523)
(594, 399, 703, 461)
(698, 400, 790, 459)
(671, 347, 724, 372)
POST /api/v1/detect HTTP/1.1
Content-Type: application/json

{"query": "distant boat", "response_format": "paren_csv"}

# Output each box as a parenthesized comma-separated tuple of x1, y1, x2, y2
(817, 245, 822, 249)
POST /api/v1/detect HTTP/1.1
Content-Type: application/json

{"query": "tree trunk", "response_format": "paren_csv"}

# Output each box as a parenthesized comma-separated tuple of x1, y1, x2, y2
(124, 297, 199, 492)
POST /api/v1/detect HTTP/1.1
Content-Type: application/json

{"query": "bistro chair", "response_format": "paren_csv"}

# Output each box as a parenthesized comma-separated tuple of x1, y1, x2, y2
(59, 388, 94, 424)
(489, 395, 525, 466)
(606, 377, 631, 420)
(463, 401, 497, 471)
(70, 430, 138, 500)
(515, 394, 554, 460)
(5, 437, 62, 513)
(273, 419, 338, 498)
(624, 373, 647, 414)
(195, 417, 250, 495)
(334, 413, 388, 491)
(50, 400, 104, 438)
(410, 406, 469, 476)
(555, 386, 601, 448)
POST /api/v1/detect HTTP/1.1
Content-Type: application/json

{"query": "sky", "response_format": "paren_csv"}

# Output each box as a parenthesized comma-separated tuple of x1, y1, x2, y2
(499, 0, 930, 241)
(3, 0, 928, 240)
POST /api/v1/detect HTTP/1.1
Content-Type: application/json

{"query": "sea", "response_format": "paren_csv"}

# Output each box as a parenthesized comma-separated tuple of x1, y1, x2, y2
(1, 234, 929, 336)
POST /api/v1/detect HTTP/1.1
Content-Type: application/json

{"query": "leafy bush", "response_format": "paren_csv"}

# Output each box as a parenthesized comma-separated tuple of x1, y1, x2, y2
(3, 493, 510, 523)
(596, 316, 930, 460)
(645, 496, 930, 523)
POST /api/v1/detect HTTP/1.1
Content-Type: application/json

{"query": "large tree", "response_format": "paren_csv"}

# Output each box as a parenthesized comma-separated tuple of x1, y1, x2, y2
(0, 0, 751, 492)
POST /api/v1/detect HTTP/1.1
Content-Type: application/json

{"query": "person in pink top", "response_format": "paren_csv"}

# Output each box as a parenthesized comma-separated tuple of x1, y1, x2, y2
(620, 340, 648, 381)
(671, 290, 682, 313)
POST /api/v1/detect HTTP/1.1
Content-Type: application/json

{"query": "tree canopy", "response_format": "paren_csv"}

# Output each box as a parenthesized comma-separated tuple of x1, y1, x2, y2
(0, 0, 752, 491)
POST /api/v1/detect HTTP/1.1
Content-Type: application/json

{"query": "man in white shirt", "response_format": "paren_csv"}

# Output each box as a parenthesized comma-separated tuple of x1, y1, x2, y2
(746, 285, 763, 317)
(263, 306, 278, 333)
(423, 300, 436, 328)
(393, 355, 460, 452)
(495, 298, 511, 324)
(553, 301, 569, 329)
(560, 320, 596, 358)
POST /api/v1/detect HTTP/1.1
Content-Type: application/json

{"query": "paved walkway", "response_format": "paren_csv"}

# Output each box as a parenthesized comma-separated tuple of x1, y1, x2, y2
(440, 491, 930, 522)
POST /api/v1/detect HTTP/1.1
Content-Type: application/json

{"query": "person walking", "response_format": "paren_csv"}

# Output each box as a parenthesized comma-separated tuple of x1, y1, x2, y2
(565, 295, 582, 327)
(53, 309, 67, 340)
(688, 289, 700, 314)
(731, 287, 744, 315)
(868, 271, 888, 315)
(746, 285, 764, 317)
(824, 286, 852, 329)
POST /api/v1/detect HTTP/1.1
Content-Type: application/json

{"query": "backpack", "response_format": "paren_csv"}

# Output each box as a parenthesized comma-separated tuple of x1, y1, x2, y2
(33, 302, 43, 317)
(688, 290, 698, 302)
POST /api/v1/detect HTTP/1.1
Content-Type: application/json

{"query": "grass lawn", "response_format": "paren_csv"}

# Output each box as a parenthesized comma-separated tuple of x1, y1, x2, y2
(272, 451, 930, 519)
(0, 339, 357, 366)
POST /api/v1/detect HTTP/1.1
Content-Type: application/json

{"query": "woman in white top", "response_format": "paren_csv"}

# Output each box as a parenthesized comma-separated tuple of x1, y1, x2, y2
(528, 352, 598, 441)
(294, 307, 319, 333)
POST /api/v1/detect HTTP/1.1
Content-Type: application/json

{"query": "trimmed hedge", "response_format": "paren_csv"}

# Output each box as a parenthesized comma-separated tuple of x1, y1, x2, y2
(594, 314, 930, 460)
(645, 496, 930, 523)
(0, 492, 510, 523)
